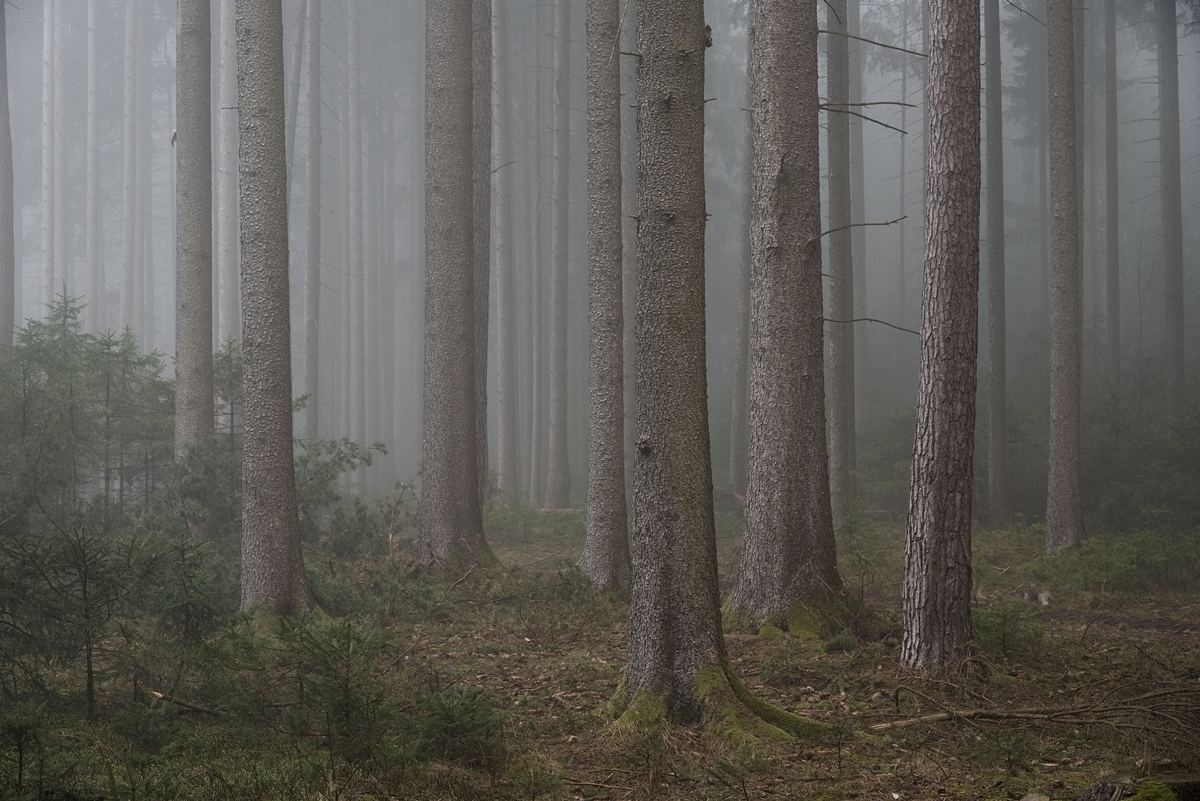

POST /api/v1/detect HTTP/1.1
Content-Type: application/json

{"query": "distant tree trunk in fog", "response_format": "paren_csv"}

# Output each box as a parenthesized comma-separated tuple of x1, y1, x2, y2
(619, 0, 725, 724)
(494, 0, 522, 501)
(526, 15, 546, 504)
(473, 0, 492, 507)
(120, 2, 139, 331)
(302, 0, 322, 442)
(237, 0, 313, 616)
(827, 0, 856, 525)
(728, 35, 752, 500)
(285, 0, 307, 186)
(423, 0, 496, 569)
(849, 0, 866, 367)
(1045, 0, 1084, 553)
(348, 0, 366, 452)
(176, 0, 215, 461)
(52, 0, 66, 305)
(1157, 0, 1183, 420)
(0, 1, 12, 356)
(86, 0, 101, 333)
(41, 0, 55, 313)
(581, 0, 629, 593)
(901, 0, 980, 674)
(620, 0, 636, 507)
(984, 0, 1009, 526)
(218, 0, 240, 344)
(727, 0, 841, 630)
(545, 0, 572, 509)
(897, 14, 910, 326)
(1104, 0, 1119, 387)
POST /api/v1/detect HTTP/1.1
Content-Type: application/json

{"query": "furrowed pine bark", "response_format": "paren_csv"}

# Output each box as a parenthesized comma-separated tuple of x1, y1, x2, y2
(1044, 0, 1084, 553)
(727, 0, 841, 630)
(176, 0, 215, 460)
(422, 0, 497, 569)
(237, 0, 313, 616)
(901, 0, 980, 674)
(984, 0, 1009, 526)
(581, 0, 630, 593)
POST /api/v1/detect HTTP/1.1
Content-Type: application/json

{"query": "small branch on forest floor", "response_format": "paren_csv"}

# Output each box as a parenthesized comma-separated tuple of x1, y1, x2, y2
(450, 564, 477, 589)
(151, 691, 219, 716)
(565, 779, 638, 791)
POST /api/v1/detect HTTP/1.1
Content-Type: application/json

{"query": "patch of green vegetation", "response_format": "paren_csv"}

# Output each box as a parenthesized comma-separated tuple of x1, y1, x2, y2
(1129, 781, 1178, 801)
(972, 601, 1046, 661)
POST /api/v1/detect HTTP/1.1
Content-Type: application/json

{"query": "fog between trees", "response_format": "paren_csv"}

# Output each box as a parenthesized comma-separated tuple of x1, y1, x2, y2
(1, 0, 1197, 526)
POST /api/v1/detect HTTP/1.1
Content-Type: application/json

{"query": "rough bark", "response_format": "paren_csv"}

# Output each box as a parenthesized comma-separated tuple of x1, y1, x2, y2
(827, 0, 856, 525)
(901, 0, 980, 674)
(1045, 0, 1085, 553)
(473, 0, 492, 507)
(494, 0, 522, 501)
(620, 0, 637, 511)
(581, 0, 630, 593)
(237, 0, 313, 616)
(545, 0, 572, 509)
(176, 0, 215, 459)
(0, 1, 12, 356)
(1104, 0, 1119, 388)
(301, 0, 322, 442)
(1158, 0, 1183, 420)
(218, 0, 240, 345)
(984, 0, 1009, 526)
(422, 0, 496, 569)
(727, 0, 841, 630)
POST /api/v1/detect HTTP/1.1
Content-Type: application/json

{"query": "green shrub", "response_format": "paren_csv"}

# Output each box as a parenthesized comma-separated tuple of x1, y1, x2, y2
(414, 687, 508, 768)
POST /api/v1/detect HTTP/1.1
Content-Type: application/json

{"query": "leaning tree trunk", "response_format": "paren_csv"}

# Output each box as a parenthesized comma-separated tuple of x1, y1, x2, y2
(175, 0, 215, 460)
(726, 0, 841, 631)
(237, 0, 313, 616)
(580, 0, 630, 593)
(422, 0, 497, 570)
(301, 0, 322, 442)
(1045, 0, 1084, 553)
(1158, 0, 1183, 420)
(985, 0, 1009, 526)
(901, 0, 981, 675)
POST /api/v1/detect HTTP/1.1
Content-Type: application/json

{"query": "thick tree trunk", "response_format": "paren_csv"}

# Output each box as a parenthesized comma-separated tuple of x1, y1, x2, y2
(1104, 0, 1119, 387)
(1158, 0, 1183, 420)
(581, 0, 630, 593)
(422, 0, 496, 569)
(0, 1, 12, 356)
(827, 0, 856, 525)
(473, 0, 492, 507)
(901, 0, 980, 674)
(218, 0, 240, 345)
(620, 0, 636, 509)
(727, 0, 841, 629)
(302, 0, 322, 442)
(237, 0, 313, 616)
(176, 0, 215, 459)
(984, 0, 1009, 526)
(1045, 0, 1085, 552)
(545, 0, 572, 509)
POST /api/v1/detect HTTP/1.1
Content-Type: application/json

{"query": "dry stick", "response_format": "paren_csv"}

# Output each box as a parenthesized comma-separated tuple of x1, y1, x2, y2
(151, 691, 219, 716)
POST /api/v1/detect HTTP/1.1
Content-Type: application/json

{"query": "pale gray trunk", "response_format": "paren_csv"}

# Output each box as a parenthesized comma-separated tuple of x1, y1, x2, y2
(473, 0, 492, 506)
(86, 0, 102, 333)
(494, 0, 522, 501)
(422, 0, 495, 567)
(1158, 0, 1183, 420)
(176, 0, 215, 458)
(1045, 0, 1084, 553)
(302, 0, 322, 442)
(984, 0, 1009, 525)
(237, 0, 312, 616)
(41, 0, 55, 313)
(348, 0, 365, 451)
(1104, 0, 1119, 387)
(897, 13, 909, 327)
(901, 0, 980, 674)
(545, 0, 572, 509)
(52, 0, 66, 302)
(580, 0, 629, 593)
(849, 0, 866, 367)
(525, 14, 546, 505)
(728, 34, 751, 499)
(728, 0, 841, 629)
(624, 0, 724, 724)
(827, 0, 856, 524)
(121, 1, 137, 330)
(285, 0, 307, 186)
(218, 0, 240, 345)
(620, 0, 636, 508)
(0, 1, 12, 355)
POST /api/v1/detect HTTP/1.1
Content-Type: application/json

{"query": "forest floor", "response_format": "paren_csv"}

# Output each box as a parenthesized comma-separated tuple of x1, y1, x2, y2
(9, 504, 1200, 801)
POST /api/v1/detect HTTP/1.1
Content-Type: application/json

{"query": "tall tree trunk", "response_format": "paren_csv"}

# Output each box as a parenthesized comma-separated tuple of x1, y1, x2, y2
(897, 12, 909, 328)
(0, 0, 12, 356)
(727, 0, 841, 629)
(237, 0, 313, 616)
(985, 0, 1009, 526)
(285, 0, 307, 187)
(494, 0, 522, 501)
(218, 0, 240, 345)
(620, 0, 636, 509)
(901, 0, 981, 674)
(728, 34, 751, 499)
(1045, 0, 1085, 552)
(473, 0, 492, 507)
(52, 0, 66, 303)
(1158, 0, 1183, 420)
(302, 0, 322, 442)
(120, 1, 138, 332)
(1104, 0, 1119, 388)
(849, 0, 867, 389)
(348, 0, 366, 452)
(86, 0, 102, 334)
(41, 0, 55, 314)
(176, 0, 215, 460)
(580, 0, 629, 592)
(422, 0, 497, 569)
(827, 0, 856, 525)
(545, 0, 572, 509)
